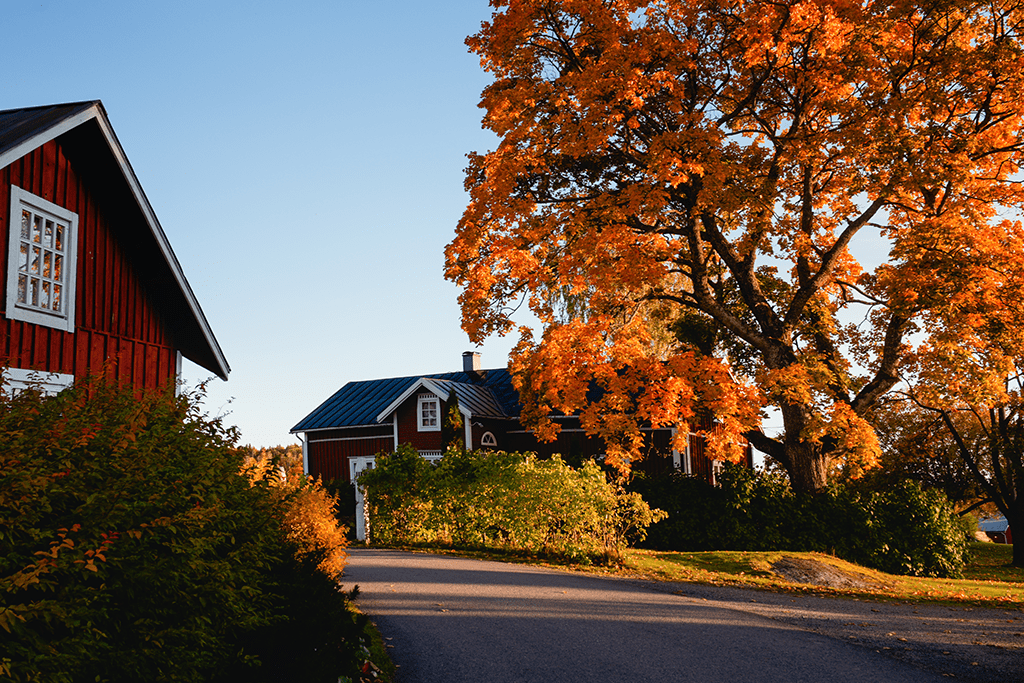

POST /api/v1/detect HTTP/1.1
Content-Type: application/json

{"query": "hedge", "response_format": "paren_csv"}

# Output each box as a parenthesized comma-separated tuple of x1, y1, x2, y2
(629, 464, 971, 577)
(359, 446, 666, 562)
(0, 377, 368, 682)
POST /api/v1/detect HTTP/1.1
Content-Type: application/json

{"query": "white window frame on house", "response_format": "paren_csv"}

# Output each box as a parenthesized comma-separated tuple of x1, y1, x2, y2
(417, 393, 440, 432)
(480, 431, 498, 449)
(2, 367, 74, 396)
(5, 186, 78, 333)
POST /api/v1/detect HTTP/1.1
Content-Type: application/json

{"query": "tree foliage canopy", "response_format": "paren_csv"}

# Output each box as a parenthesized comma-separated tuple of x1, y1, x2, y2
(446, 0, 1024, 492)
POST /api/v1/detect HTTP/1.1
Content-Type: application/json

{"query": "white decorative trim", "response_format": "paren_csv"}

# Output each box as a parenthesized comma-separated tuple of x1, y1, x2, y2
(480, 431, 498, 448)
(374, 377, 473, 424)
(308, 434, 395, 444)
(6, 186, 78, 332)
(2, 367, 74, 396)
(291, 423, 392, 433)
(175, 351, 183, 396)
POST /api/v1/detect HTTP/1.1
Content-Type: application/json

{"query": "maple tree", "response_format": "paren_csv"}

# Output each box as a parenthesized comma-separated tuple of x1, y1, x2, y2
(446, 0, 1024, 493)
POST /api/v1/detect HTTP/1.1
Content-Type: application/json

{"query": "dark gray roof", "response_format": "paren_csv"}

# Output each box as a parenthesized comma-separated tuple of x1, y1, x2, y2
(0, 101, 229, 380)
(291, 368, 521, 432)
(429, 378, 506, 418)
(0, 101, 98, 156)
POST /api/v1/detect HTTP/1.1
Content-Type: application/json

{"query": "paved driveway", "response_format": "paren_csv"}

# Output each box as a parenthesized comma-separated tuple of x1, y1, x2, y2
(344, 549, 960, 683)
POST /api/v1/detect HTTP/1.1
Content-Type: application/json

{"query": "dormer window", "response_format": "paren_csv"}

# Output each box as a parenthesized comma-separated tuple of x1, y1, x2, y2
(417, 393, 439, 431)
(5, 186, 78, 332)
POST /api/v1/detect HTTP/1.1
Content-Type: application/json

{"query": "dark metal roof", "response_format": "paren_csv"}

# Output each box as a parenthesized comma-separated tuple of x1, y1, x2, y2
(291, 368, 522, 432)
(0, 101, 229, 380)
(429, 378, 506, 418)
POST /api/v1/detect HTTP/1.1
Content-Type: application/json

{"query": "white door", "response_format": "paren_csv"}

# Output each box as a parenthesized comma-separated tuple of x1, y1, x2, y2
(349, 456, 376, 541)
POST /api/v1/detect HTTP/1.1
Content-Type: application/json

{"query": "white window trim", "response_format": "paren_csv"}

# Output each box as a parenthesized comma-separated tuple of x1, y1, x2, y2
(2, 367, 74, 396)
(480, 431, 498, 448)
(417, 394, 440, 432)
(5, 186, 78, 332)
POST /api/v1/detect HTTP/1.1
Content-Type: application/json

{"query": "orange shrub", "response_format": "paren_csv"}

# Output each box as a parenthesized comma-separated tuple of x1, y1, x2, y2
(239, 447, 348, 579)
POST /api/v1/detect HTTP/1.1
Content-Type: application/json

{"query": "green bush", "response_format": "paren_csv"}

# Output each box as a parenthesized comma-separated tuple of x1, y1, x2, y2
(630, 464, 970, 577)
(359, 446, 665, 561)
(0, 377, 369, 682)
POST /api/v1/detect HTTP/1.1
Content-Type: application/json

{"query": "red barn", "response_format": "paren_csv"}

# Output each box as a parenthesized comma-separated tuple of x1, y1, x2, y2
(291, 352, 752, 485)
(0, 101, 228, 392)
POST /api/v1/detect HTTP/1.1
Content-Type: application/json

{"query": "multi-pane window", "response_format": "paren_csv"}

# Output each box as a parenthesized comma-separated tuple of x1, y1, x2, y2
(418, 394, 440, 431)
(6, 187, 77, 332)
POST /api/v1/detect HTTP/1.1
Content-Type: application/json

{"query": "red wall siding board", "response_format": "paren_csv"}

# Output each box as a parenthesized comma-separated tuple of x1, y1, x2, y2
(48, 329, 63, 373)
(31, 326, 42, 368)
(61, 321, 74, 375)
(133, 340, 145, 386)
(89, 332, 105, 376)
(145, 344, 159, 388)
(74, 329, 88, 378)
(109, 235, 121, 335)
(118, 337, 131, 383)
(128, 275, 139, 341)
(41, 143, 56, 202)
(19, 323, 34, 367)
(79, 186, 94, 331)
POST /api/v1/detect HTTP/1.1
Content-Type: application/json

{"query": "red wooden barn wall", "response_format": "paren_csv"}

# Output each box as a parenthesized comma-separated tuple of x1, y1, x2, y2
(307, 426, 393, 482)
(0, 140, 178, 390)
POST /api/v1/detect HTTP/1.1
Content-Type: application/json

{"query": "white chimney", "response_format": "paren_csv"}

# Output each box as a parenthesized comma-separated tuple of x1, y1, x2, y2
(463, 351, 481, 373)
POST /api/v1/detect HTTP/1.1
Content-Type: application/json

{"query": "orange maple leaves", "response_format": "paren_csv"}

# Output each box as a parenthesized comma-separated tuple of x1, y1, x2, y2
(447, 0, 1024, 488)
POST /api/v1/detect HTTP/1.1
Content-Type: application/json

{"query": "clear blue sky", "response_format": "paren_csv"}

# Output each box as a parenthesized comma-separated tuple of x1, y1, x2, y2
(2, 0, 524, 446)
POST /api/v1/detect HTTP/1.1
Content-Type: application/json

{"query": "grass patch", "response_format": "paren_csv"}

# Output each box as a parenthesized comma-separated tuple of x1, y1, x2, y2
(360, 616, 397, 683)
(622, 543, 1024, 607)
(370, 541, 1023, 608)
(962, 542, 1020, 583)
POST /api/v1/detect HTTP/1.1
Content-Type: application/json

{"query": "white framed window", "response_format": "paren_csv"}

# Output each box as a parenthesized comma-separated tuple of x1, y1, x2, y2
(480, 431, 498, 448)
(6, 186, 78, 332)
(417, 393, 440, 431)
(711, 459, 724, 486)
(2, 367, 74, 396)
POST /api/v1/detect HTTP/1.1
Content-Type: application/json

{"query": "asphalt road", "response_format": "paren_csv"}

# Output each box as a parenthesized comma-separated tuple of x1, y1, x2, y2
(344, 549, 960, 683)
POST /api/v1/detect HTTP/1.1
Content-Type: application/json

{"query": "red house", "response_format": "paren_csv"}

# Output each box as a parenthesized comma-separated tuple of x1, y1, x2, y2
(291, 352, 751, 486)
(0, 101, 228, 393)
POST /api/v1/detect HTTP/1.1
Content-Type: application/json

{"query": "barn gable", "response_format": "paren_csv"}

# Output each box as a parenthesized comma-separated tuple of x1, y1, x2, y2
(0, 101, 228, 390)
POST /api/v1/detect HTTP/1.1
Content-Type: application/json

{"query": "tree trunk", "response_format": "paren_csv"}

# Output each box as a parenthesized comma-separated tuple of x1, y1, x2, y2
(777, 403, 830, 495)
(1007, 507, 1023, 568)
(783, 438, 830, 495)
